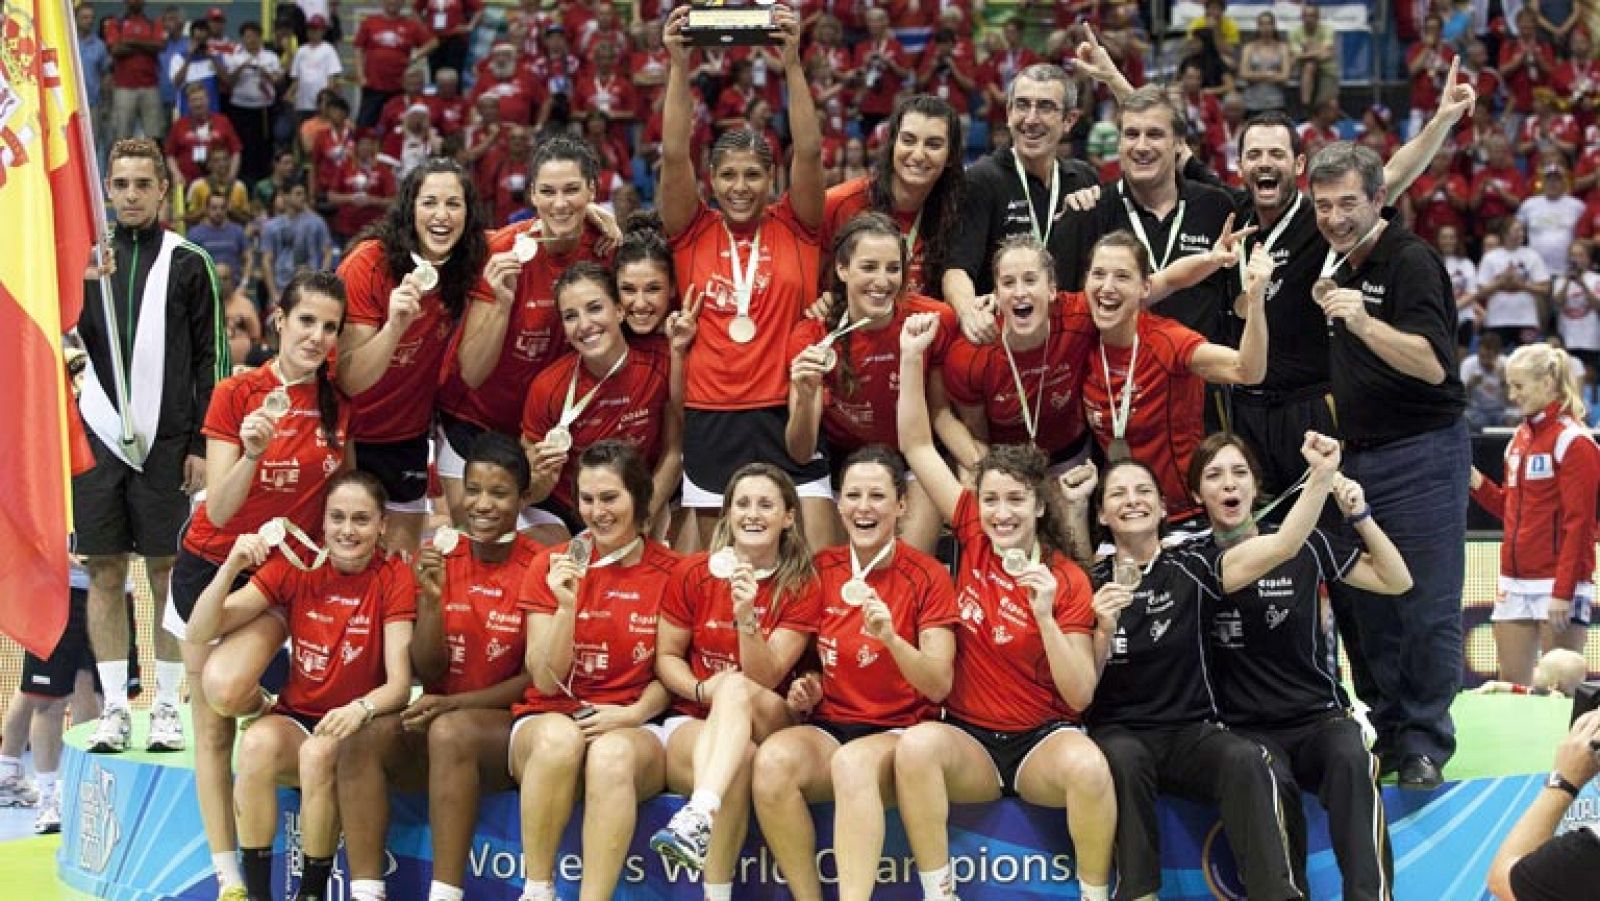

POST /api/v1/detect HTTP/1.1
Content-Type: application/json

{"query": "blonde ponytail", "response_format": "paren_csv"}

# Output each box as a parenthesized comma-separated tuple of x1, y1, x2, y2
(1507, 344, 1587, 422)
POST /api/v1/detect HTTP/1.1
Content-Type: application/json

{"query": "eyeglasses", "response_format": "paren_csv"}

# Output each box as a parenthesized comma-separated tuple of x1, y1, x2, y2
(1011, 98, 1064, 118)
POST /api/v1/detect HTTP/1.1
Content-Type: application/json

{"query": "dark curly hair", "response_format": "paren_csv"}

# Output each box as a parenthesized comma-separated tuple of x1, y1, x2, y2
(975, 444, 1072, 566)
(352, 157, 489, 323)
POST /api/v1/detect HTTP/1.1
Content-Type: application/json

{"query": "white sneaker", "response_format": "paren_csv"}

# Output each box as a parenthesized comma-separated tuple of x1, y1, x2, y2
(146, 701, 186, 752)
(32, 788, 60, 834)
(0, 772, 37, 807)
(89, 704, 132, 753)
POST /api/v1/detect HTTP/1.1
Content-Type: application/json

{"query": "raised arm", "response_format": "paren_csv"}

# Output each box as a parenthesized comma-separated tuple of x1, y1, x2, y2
(896, 312, 964, 521)
(1329, 475, 1413, 595)
(784, 343, 828, 464)
(336, 274, 424, 396)
(1188, 244, 1272, 385)
(1386, 57, 1476, 197)
(1217, 432, 1339, 592)
(455, 251, 522, 388)
(658, 7, 700, 238)
(776, 5, 823, 229)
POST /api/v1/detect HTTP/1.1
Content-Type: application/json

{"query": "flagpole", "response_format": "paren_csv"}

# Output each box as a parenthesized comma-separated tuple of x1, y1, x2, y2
(60, 0, 138, 456)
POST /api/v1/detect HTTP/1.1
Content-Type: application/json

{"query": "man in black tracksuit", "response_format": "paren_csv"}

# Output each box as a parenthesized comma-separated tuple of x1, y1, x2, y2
(75, 137, 227, 755)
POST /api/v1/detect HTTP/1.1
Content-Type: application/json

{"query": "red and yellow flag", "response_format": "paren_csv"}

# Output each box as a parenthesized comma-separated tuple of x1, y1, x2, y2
(0, 0, 98, 657)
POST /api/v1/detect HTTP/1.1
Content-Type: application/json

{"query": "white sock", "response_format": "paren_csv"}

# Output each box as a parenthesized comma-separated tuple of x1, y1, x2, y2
(155, 660, 185, 707)
(1081, 882, 1110, 901)
(688, 789, 722, 815)
(35, 772, 57, 798)
(703, 885, 733, 901)
(0, 756, 21, 780)
(427, 881, 465, 901)
(918, 864, 953, 900)
(349, 878, 386, 900)
(212, 851, 243, 889)
(520, 880, 554, 901)
(98, 661, 129, 709)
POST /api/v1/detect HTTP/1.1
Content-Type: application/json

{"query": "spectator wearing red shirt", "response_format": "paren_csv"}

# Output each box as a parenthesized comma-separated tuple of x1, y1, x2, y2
(630, 18, 672, 123)
(977, 22, 1039, 129)
(525, 25, 581, 120)
(483, 125, 533, 226)
(376, 67, 431, 137)
(416, 0, 481, 77)
(1517, 87, 1580, 161)
(1500, 7, 1557, 116)
(580, 112, 633, 202)
(328, 130, 399, 244)
(800, 0, 867, 37)
(107, 0, 168, 142)
(713, 58, 761, 134)
(1297, 98, 1342, 162)
(576, 0, 630, 58)
(560, 0, 598, 40)
(918, 29, 978, 116)
(573, 40, 638, 140)
(308, 93, 356, 204)
(1472, 133, 1530, 240)
(429, 67, 470, 136)
(164, 83, 242, 186)
(1178, 59, 1227, 166)
(1406, 151, 1471, 246)
(381, 104, 443, 183)
(1460, 39, 1506, 115)
(1406, 14, 1457, 127)
(849, 8, 911, 135)
(803, 12, 854, 77)
(1555, 28, 1600, 133)
(469, 41, 542, 125)
(354, 0, 437, 127)
(463, 93, 513, 184)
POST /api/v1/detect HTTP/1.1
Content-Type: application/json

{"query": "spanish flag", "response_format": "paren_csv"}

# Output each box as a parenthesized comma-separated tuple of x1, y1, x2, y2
(0, 0, 99, 657)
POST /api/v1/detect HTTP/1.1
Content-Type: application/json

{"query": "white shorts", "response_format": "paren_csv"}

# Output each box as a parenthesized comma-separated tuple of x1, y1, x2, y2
(681, 471, 834, 509)
(434, 421, 470, 481)
(517, 505, 566, 532)
(1493, 589, 1594, 624)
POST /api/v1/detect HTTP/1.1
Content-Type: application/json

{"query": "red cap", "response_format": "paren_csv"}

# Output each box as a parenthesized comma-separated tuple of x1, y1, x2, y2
(207, 6, 225, 18)
(308, 14, 328, 28)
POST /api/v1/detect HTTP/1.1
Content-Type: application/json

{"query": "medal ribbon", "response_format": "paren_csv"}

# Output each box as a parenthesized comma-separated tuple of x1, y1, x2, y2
(724, 224, 763, 321)
(1098, 334, 1140, 447)
(820, 312, 877, 350)
(1001, 325, 1051, 442)
(849, 539, 895, 582)
(558, 349, 630, 431)
(1012, 150, 1061, 245)
(1119, 181, 1187, 270)
(274, 518, 329, 571)
(1240, 192, 1302, 270)
(1210, 469, 1312, 544)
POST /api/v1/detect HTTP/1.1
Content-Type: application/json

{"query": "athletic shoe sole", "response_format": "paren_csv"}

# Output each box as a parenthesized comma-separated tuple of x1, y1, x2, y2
(648, 828, 706, 872)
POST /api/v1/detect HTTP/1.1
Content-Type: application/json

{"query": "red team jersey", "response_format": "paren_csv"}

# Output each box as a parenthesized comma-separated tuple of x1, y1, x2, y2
(944, 492, 1094, 731)
(255, 553, 418, 718)
(672, 197, 821, 410)
(820, 177, 934, 296)
(165, 115, 243, 183)
(811, 542, 960, 727)
(426, 535, 540, 696)
(435, 225, 611, 434)
(184, 366, 350, 563)
(658, 552, 823, 719)
(520, 342, 671, 511)
(943, 293, 1098, 458)
(785, 297, 957, 452)
(328, 159, 397, 238)
(354, 14, 434, 93)
(514, 540, 681, 716)
(339, 239, 475, 442)
(1080, 314, 1206, 521)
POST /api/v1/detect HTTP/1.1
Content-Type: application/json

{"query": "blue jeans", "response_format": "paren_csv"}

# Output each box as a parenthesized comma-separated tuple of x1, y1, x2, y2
(1330, 418, 1469, 765)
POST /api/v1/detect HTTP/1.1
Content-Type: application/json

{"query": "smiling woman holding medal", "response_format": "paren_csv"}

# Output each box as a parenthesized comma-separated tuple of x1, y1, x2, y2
(186, 471, 417, 901)
(161, 271, 350, 901)
(1080, 230, 1274, 527)
(784, 212, 959, 552)
(507, 441, 681, 901)
(336, 158, 492, 555)
(658, 4, 834, 549)
(439, 136, 620, 536)
(893, 311, 1116, 901)
(751, 446, 960, 901)
(1079, 433, 1342, 901)
(1187, 432, 1410, 898)
(520, 263, 679, 543)
(333, 434, 540, 901)
(648, 463, 822, 895)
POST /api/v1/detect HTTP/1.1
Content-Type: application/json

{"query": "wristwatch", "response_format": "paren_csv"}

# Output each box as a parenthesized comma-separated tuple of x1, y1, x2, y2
(355, 698, 377, 723)
(1546, 771, 1582, 797)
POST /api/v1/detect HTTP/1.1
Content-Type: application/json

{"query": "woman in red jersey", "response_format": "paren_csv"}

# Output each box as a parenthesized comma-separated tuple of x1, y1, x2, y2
(658, 5, 835, 549)
(647, 463, 823, 897)
(441, 136, 616, 536)
(509, 442, 682, 901)
(894, 311, 1117, 901)
(819, 94, 964, 299)
(1471, 344, 1600, 683)
(752, 446, 960, 901)
(785, 212, 960, 551)
(1079, 230, 1273, 526)
(188, 472, 416, 901)
(334, 434, 539, 901)
(336, 158, 491, 554)
(614, 212, 680, 341)
(166, 272, 350, 901)
(943, 231, 1253, 484)
(521, 263, 679, 542)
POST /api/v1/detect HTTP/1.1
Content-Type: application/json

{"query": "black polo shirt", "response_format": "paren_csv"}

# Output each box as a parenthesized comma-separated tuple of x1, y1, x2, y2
(1228, 191, 1334, 392)
(1328, 210, 1466, 448)
(949, 147, 1100, 296)
(1056, 176, 1240, 342)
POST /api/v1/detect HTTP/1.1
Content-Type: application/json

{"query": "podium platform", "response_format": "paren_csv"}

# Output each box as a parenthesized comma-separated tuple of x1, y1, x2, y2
(55, 693, 1580, 900)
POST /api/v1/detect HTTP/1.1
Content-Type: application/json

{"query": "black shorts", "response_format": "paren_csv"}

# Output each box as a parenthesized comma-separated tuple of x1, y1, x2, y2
(946, 716, 1078, 797)
(71, 429, 191, 557)
(168, 544, 248, 625)
(682, 406, 830, 502)
(273, 707, 323, 735)
(21, 588, 98, 698)
(354, 433, 431, 506)
(810, 718, 895, 746)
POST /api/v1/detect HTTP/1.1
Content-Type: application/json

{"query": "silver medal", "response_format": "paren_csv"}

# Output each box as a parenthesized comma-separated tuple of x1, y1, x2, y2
(433, 526, 460, 554)
(707, 547, 739, 579)
(411, 255, 439, 292)
(261, 387, 291, 419)
(513, 230, 539, 264)
(728, 315, 757, 344)
(1113, 558, 1142, 589)
(544, 426, 573, 452)
(1001, 547, 1030, 576)
(819, 345, 838, 372)
(258, 518, 287, 547)
(567, 532, 592, 575)
(840, 579, 872, 607)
